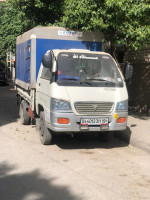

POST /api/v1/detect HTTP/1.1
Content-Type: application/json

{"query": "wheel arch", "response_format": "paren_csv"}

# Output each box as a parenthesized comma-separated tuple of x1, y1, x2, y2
(37, 104, 44, 115)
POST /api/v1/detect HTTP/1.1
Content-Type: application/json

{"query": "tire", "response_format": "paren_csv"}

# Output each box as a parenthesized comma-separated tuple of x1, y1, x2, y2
(19, 100, 30, 125)
(39, 111, 52, 145)
(97, 131, 112, 142)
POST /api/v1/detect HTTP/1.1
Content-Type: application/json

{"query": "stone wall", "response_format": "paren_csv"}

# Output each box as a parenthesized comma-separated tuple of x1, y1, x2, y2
(125, 45, 150, 115)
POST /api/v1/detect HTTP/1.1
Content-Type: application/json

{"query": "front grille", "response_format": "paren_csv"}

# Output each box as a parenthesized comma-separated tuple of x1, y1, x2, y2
(74, 102, 114, 115)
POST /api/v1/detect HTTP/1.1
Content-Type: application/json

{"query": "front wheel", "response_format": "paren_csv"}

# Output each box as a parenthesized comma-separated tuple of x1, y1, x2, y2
(39, 111, 52, 145)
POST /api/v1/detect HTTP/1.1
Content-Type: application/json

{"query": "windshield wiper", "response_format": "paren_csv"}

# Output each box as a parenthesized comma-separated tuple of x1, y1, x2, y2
(86, 78, 106, 81)
(79, 81, 92, 85)
(58, 78, 92, 85)
(86, 78, 116, 86)
(104, 81, 116, 86)
(59, 77, 79, 81)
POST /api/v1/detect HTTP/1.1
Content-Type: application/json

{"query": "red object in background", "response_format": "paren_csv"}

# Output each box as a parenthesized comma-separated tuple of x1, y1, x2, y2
(28, 105, 34, 118)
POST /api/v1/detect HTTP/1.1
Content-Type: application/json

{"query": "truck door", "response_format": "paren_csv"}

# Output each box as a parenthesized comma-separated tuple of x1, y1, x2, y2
(36, 65, 51, 123)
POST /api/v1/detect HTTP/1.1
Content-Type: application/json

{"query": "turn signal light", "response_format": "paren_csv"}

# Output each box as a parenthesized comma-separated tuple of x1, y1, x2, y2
(117, 117, 126, 123)
(57, 118, 69, 124)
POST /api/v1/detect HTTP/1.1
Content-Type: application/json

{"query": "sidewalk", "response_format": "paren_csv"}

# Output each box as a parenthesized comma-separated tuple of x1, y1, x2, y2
(128, 115, 150, 153)
(8, 79, 15, 88)
(116, 115, 150, 154)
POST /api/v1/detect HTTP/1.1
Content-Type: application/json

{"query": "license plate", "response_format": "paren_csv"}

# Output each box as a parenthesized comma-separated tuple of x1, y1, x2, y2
(80, 118, 108, 125)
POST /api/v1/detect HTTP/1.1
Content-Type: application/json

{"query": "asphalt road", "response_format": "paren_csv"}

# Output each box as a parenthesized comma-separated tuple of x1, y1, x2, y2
(0, 86, 150, 200)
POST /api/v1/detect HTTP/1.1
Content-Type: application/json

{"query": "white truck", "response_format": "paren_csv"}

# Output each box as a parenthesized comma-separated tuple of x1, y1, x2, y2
(15, 26, 133, 145)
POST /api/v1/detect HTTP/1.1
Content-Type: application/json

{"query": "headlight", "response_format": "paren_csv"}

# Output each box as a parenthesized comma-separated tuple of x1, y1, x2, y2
(116, 100, 128, 110)
(51, 98, 72, 111)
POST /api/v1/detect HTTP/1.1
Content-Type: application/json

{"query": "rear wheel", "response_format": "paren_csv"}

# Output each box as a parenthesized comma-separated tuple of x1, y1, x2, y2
(19, 100, 30, 125)
(39, 111, 52, 145)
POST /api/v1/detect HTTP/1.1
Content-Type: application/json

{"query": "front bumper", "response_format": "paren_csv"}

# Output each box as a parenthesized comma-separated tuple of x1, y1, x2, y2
(46, 111, 128, 133)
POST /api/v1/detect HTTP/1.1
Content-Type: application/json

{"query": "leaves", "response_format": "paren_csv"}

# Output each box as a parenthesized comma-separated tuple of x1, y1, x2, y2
(0, 0, 64, 65)
(0, 0, 149, 65)
(63, 0, 150, 53)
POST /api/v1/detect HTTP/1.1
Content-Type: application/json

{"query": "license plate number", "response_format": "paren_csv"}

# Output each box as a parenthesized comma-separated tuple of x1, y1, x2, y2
(80, 118, 108, 125)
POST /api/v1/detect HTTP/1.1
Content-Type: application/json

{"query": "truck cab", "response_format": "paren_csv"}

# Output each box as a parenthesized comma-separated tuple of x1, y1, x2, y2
(36, 49, 132, 144)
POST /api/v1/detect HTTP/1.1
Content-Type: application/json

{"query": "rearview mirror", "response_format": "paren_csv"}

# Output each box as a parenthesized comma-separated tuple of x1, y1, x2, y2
(124, 62, 133, 79)
(42, 51, 52, 70)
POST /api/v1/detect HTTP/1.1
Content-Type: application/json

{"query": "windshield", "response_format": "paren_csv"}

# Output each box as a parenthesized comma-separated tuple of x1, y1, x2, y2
(57, 52, 123, 87)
